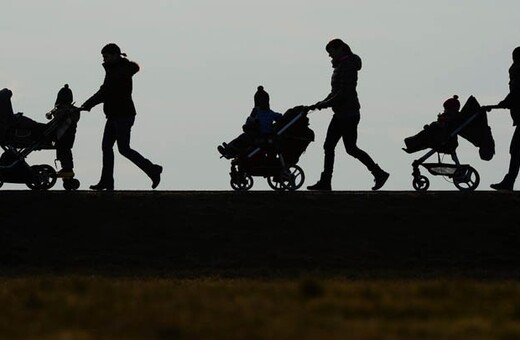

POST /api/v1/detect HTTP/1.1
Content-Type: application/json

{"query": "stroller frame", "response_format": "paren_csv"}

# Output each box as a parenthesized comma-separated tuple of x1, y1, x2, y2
(408, 106, 484, 192)
(228, 108, 313, 191)
(0, 104, 81, 191)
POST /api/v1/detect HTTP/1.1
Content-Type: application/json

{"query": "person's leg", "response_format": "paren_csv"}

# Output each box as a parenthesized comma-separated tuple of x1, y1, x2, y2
(491, 125, 520, 190)
(55, 123, 77, 177)
(341, 114, 389, 190)
(91, 118, 116, 189)
(114, 116, 162, 188)
(307, 115, 341, 190)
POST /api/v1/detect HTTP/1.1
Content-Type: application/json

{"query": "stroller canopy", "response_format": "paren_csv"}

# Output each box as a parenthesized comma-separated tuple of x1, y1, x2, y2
(454, 96, 495, 161)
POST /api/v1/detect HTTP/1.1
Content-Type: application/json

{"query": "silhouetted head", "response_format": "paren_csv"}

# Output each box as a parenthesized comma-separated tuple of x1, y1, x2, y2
(254, 85, 270, 110)
(326, 38, 353, 57)
(443, 95, 460, 113)
(513, 46, 520, 63)
(101, 43, 127, 64)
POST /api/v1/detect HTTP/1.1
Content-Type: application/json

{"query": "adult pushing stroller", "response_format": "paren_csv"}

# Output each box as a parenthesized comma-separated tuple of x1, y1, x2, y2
(219, 105, 315, 191)
(402, 95, 495, 191)
(0, 87, 81, 190)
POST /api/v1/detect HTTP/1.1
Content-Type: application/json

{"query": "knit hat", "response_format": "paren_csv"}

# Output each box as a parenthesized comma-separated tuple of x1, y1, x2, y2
(254, 86, 270, 109)
(443, 95, 460, 112)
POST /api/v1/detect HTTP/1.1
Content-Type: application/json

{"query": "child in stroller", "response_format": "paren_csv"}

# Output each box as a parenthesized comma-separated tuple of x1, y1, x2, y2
(403, 95, 495, 191)
(217, 87, 315, 191)
(218, 86, 283, 159)
(0, 86, 81, 190)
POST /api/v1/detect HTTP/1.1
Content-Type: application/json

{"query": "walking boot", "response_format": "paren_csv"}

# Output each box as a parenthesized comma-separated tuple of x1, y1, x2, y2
(150, 164, 163, 189)
(490, 175, 514, 191)
(371, 164, 390, 191)
(307, 172, 332, 191)
(89, 182, 114, 191)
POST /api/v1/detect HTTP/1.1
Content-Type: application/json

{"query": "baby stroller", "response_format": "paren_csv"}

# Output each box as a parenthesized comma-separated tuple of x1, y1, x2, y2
(221, 105, 315, 191)
(402, 95, 495, 191)
(0, 88, 81, 190)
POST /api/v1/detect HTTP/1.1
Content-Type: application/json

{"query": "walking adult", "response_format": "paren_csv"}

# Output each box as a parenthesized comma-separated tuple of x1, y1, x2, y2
(490, 46, 520, 191)
(81, 43, 162, 191)
(306, 38, 389, 191)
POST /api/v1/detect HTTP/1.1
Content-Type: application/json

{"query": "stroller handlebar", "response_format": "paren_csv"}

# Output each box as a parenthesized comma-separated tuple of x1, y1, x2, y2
(482, 104, 502, 112)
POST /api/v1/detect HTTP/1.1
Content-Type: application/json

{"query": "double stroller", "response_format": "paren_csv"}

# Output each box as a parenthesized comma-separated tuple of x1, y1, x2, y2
(403, 95, 495, 191)
(0, 88, 81, 190)
(219, 105, 315, 191)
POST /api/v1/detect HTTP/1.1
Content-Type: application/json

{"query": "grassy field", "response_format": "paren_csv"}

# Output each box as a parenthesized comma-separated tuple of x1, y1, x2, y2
(1, 191, 520, 339)
(2, 276, 520, 339)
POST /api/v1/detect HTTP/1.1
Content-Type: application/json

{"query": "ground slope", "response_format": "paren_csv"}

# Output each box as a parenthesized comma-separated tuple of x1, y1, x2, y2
(1, 191, 519, 278)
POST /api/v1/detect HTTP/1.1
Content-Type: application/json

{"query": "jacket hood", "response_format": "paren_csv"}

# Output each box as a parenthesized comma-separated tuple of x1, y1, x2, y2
(332, 53, 362, 70)
(351, 54, 362, 71)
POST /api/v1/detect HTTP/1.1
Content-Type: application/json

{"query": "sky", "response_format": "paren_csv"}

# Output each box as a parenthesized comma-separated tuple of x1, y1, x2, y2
(1, 0, 519, 191)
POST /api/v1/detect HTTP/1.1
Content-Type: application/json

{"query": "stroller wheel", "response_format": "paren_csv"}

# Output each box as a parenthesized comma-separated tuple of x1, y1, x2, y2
(412, 175, 430, 191)
(267, 176, 286, 191)
(63, 178, 80, 191)
(453, 165, 480, 191)
(279, 165, 305, 191)
(26, 164, 57, 190)
(230, 173, 253, 191)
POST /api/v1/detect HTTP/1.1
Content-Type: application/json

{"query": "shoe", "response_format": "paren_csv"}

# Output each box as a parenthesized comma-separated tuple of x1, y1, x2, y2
(89, 182, 114, 191)
(307, 172, 332, 191)
(151, 164, 163, 189)
(56, 169, 74, 178)
(372, 169, 390, 191)
(217, 145, 233, 159)
(490, 182, 513, 191)
(307, 180, 331, 191)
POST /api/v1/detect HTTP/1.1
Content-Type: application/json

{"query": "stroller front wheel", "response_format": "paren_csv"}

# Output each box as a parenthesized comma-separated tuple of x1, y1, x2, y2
(412, 175, 430, 191)
(230, 173, 253, 191)
(63, 178, 80, 191)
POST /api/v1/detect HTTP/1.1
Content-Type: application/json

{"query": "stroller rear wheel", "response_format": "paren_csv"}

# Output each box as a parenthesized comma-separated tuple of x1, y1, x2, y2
(26, 164, 57, 190)
(453, 165, 480, 191)
(279, 165, 305, 191)
(267, 176, 285, 191)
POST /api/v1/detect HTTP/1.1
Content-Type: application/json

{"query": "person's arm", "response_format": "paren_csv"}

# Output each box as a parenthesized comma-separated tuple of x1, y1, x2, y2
(497, 93, 512, 109)
(81, 85, 106, 111)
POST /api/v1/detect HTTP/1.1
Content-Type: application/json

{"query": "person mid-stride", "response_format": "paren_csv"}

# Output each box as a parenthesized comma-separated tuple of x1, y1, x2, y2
(306, 38, 389, 191)
(490, 46, 520, 192)
(81, 43, 162, 191)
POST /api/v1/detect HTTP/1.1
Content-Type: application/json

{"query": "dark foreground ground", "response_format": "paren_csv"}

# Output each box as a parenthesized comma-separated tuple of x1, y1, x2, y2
(1, 190, 520, 279)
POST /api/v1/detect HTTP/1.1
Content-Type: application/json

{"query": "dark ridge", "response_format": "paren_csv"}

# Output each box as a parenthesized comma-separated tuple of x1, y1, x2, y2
(1, 191, 519, 279)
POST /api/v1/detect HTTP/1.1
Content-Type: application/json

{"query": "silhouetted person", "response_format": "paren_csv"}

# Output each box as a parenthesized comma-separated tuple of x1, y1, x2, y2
(490, 46, 520, 191)
(306, 38, 389, 191)
(217, 85, 282, 159)
(52, 84, 79, 178)
(81, 43, 162, 191)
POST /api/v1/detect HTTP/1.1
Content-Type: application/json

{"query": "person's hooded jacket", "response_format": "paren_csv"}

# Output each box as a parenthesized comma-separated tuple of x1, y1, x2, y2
(82, 57, 140, 118)
(318, 53, 362, 115)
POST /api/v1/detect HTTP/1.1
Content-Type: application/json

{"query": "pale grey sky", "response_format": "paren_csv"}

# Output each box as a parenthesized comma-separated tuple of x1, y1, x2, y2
(1, 0, 519, 190)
